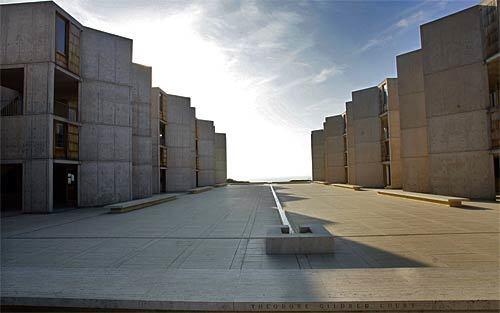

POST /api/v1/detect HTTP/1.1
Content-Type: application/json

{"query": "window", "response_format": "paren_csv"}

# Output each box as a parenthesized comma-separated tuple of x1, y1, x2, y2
(56, 15, 68, 55)
(54, 69, 79, 121)
(159, 122, 166, 146)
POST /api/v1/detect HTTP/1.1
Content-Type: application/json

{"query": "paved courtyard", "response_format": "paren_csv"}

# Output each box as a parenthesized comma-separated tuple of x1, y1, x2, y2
(1, 183, 499, 311)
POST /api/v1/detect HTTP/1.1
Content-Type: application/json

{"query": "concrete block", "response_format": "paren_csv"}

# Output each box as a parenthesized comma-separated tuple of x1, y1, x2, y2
(311, 129, 325, 182)
(401, 157, 431, 193)
(265, 224, 334, 254)
(97, 125, 114, 161)
(78, 124, 98, 161)
(396, 50, 424, 98)
(114, 126, 132, 162)
(132, 164, 152, 199)
(79, 162, 98, 206)
(115, 162, 132, 202)
(97, 162, 115, 205)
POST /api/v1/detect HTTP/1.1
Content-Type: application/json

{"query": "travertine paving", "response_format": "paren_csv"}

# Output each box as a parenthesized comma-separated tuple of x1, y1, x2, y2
(1, 184, 499, 311)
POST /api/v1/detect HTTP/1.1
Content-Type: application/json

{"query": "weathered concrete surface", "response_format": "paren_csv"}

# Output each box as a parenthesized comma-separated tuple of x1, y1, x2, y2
(1, 184, 498, 311)
(131, 63, 152, 199)
(166, 94, 197, 191)
(345, 101, 356, 185)
(323, 115, 346, 184)
(79, 27, 133, 206)
(310, 129, 325, 181)
(396, 49, 431, 193)
(215, 132, 227, 185)
(0, 1, 84, 213)
(350, 87, 383, 187)
(420, 6, 496, 199)
(196, 119, 215, 187)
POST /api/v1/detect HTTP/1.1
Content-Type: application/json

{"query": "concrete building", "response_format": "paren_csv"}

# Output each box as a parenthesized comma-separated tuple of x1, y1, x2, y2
(215, 133, 227, 185)
(311, 129, 325, 182)
(396, 2, 498, 199)
(1, 2, 84, 212)
(195, 119, 216, 187)
(323, 115, 347, 183)
(0, 1, 227, 213)
(150, 88, 197, 193)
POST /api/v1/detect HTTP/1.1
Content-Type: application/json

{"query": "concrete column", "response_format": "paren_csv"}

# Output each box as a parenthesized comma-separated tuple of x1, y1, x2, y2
(346, 101, 357, 185)
(351, 87, 384, 187)
(215, 133, 227, 185)
(311, 129, 325, 182)
(196, 119, 215, 187)
(396, 50, 431, 193)
(323, 115, 346, 183)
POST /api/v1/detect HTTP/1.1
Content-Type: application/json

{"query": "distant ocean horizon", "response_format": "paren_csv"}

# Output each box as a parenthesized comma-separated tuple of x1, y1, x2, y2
(233, 176, 311, 182)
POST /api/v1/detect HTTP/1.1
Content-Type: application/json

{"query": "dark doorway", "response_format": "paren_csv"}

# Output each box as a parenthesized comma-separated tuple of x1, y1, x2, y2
(53, 163, 77, 208)
(160, 169, 167, 193)
(495, 156, 499, 195)
(1, 164, 23, 213)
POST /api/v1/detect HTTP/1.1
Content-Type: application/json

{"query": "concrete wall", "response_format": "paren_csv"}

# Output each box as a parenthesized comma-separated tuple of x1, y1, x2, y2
(311, 129, 325, 182)
(150, 88, 160, 194)
(421, 6, 495, 199)
(166, 94, 196, 191)
(131, 63, 152, 199)
(386, 78, 402, 188)
(196, 119, 215, 187)
(323, 115, 346, 183)
(396, 50, 431, 193)
(215, 133, 227, 184)
(351, 87, 384, 187)
(345, 102, 356, 184)
(79, 27, 133, 206)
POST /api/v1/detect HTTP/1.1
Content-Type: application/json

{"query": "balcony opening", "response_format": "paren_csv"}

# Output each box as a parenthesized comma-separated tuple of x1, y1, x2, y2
(495, 156, 500, 195)
(160, 146, 167, 168)
(53, 120, 79, 160)
(379, 83, 388, 114)
(1, 68, 24, 116)
(159, 121, 166, 146)
(1, 164, 23, 215)
(159, 93, 167, 121)
(160, 169, 167, 193)
(53, 163, 77, 209)
(54, 69, 78, 121)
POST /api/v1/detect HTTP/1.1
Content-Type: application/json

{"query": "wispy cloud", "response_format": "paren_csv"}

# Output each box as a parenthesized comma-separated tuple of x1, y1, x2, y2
(312, 65, 344, 84)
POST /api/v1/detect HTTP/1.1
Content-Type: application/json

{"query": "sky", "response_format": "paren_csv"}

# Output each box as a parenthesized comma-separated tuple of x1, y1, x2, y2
(3, 0, 478, 181)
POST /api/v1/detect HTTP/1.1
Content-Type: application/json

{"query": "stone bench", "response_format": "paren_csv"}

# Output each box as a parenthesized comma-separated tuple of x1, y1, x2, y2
(106, 194, 178, 213)
(332, 183, 362, 191)
(188, 186, 214, 194)
(378, 190, 469, 207)
(265, 224, 334, 254)
(214, 183, 227, 188)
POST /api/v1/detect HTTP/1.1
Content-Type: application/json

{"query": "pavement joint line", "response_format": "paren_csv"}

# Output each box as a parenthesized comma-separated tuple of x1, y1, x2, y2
(6, 231, 498, 240)
(269, 184, 294, 233)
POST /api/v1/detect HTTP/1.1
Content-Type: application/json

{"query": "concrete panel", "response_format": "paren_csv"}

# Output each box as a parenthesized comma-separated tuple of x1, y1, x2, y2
(132, 164, 152, 199)
(351, 87, 380, 119)
(429, 151, 495, 199)
(355, 163, 384, 188)
(80, 27, 132, 85)
(401, 157, 430, 193)
(420, 6, 485, 75)
(25, 114, 50, 159)
(1, 116, 25, 160)
(311, 129, 325, 181)
(323, 115, 346, 183)
(78, 124, 97, 161)
(132, 136, 151, 165)
(427, 110, 491, 153)
(115, 162, 131, 202)
(399, 93, 427, 129)
(79, 162, 98, 207)
(25, 62, 53, 114)
(0, 2, 53, 65)
(215, 133, 227, 184)
(423, 62, 489, 117)
(396, 50, 425, 99)
(23, 159, 50, 213)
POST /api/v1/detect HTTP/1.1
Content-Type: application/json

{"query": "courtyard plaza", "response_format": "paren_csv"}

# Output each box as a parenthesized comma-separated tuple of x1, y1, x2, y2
(1, 183, 498, 311)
